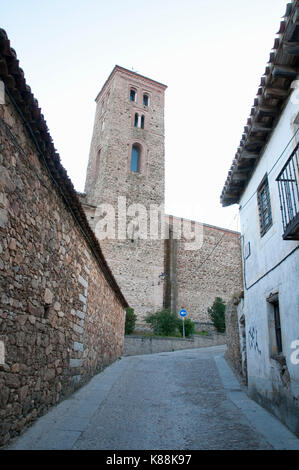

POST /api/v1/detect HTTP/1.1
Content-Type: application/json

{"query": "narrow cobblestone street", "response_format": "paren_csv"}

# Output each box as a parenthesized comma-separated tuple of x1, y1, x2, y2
(7, 346, 299, 451)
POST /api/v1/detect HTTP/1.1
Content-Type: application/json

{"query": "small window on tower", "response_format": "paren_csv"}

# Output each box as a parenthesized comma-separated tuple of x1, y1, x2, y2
(130, 89, 136, 102)
(131, 144, 140, 173)
(134, 113, 139, 127)
(143, 94, 149, 106)
(141, 115, 145, 129)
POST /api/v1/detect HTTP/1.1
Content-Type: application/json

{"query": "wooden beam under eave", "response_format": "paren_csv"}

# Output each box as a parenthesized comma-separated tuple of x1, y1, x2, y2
(272, 64, 298, 79)
(245, 135, 267, 145)
(257, 105, 279, 118)
(240, 151, 259, 159)
(222, 192, 241, 201)
(231, 173, 249, 182)
(264, 87, 289, 99)
(222, 193, 240, 200)
(254, 97, 260, 107)
(251, 122, 273, 132)
(221, 199, 238, 207)
(273, 38, 280, 50)
(284, 44, 299, 55)
(236, 166, 253, 173)
(282, 39, 299, 55)
(293, 8, 299, 25)
(229, 180, 246, 188)
(284, 20, 298, 42)
(244, 141, 265, 151)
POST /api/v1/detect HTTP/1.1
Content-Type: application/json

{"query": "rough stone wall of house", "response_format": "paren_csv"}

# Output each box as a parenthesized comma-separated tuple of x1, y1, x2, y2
(174, 221, 243, 322)
(0, 95, 125, 446)
(224, 297, 243, 377)
(83, 68, 166, 321)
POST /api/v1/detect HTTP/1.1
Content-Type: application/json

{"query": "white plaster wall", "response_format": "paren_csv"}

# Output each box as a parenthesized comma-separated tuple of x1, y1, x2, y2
(240, 92, 299, 283)
(239, 91, 299, 416)
(242, 253, 299, 380)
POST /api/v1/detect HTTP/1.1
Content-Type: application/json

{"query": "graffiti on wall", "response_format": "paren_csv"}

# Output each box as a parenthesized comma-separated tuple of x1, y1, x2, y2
(291, 340, 299, 365)
(248, 326, 261, 355)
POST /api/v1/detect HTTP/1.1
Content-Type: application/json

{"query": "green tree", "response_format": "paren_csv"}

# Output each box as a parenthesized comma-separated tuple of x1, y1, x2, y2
(145, 309, 179, 336)
(178, 318, 195, 338)
(125, 307, 137, 335)
(208, 297, 226, 333)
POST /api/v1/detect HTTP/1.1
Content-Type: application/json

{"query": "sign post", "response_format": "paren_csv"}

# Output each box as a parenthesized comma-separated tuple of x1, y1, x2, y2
(179, 309, 187, 339)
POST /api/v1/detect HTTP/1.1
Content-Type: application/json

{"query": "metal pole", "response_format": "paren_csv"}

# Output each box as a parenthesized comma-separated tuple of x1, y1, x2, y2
(183, 317, 185, 339)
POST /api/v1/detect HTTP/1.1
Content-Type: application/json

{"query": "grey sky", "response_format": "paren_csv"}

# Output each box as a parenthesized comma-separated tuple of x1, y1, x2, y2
(1, 0, 287, 230)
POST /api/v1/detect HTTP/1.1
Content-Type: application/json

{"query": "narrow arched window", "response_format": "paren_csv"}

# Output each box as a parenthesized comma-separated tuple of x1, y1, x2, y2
(143, 94, 149, 106)
(141, 115, 145, 129)
(130, 89, 136, 102)
(95, 149, 101, 174)
(134, 113, 139, 127)
(131, 145, 140, 172)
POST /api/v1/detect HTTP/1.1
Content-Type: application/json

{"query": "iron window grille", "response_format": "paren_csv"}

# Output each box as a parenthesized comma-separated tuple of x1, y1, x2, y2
(273, 301, 283, 355)
(257, 175, 273, 237)
(276, 143, 299, 240)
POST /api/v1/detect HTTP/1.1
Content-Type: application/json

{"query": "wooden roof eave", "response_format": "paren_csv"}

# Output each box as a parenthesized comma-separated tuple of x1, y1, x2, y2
(220, 1, 299, 207)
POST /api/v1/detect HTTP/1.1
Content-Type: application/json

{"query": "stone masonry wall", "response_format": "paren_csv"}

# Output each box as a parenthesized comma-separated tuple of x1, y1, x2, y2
(224, 297, 243, 378)
(174, 220, 243, 322)
(123, 333, 226, 356)
(0, 95, 125, 446)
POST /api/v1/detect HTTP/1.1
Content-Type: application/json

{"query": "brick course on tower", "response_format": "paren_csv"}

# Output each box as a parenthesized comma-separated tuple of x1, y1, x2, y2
(80, 65, 243, 325)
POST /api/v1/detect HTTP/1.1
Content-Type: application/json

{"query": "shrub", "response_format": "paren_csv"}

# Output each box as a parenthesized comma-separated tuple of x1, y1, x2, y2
(178, 318, 195, 338)
(125, 307, 137, 335)
(208, 297, 226, 333)
(145, 308, 179, 336)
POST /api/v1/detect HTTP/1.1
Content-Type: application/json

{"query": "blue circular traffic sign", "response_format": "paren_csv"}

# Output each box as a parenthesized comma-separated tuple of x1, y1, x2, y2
(180, 309, 187, 317)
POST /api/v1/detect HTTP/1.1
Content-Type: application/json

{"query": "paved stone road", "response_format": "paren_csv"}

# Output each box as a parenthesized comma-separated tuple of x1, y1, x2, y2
(7, 346, 299, 450)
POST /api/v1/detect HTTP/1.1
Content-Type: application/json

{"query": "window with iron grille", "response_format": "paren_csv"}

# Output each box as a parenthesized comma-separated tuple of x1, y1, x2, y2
(257, 175, 272, 236)
(276, 143, 299, 240)
(273, 301, 283, 355)
(267, 293, 283, 357)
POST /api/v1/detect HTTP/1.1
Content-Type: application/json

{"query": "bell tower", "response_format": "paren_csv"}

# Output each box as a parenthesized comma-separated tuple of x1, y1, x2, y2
(82, 65, 167, 322)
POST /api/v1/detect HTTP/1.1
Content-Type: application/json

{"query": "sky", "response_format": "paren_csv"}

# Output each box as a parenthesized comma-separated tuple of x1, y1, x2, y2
(1, 0, 288, 232)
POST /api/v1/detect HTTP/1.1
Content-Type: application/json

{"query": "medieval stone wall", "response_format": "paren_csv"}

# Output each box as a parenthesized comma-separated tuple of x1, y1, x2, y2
(0, 95, 125, 446)
(173, 220, 243, 322)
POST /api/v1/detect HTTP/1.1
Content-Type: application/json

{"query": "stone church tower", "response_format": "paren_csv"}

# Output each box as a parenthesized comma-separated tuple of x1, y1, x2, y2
(80, 65, 243, 328)
(80, 65, 168, 322)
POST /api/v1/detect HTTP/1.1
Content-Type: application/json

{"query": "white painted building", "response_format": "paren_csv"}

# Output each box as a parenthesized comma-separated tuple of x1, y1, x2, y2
(221, 1, 299, 436)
